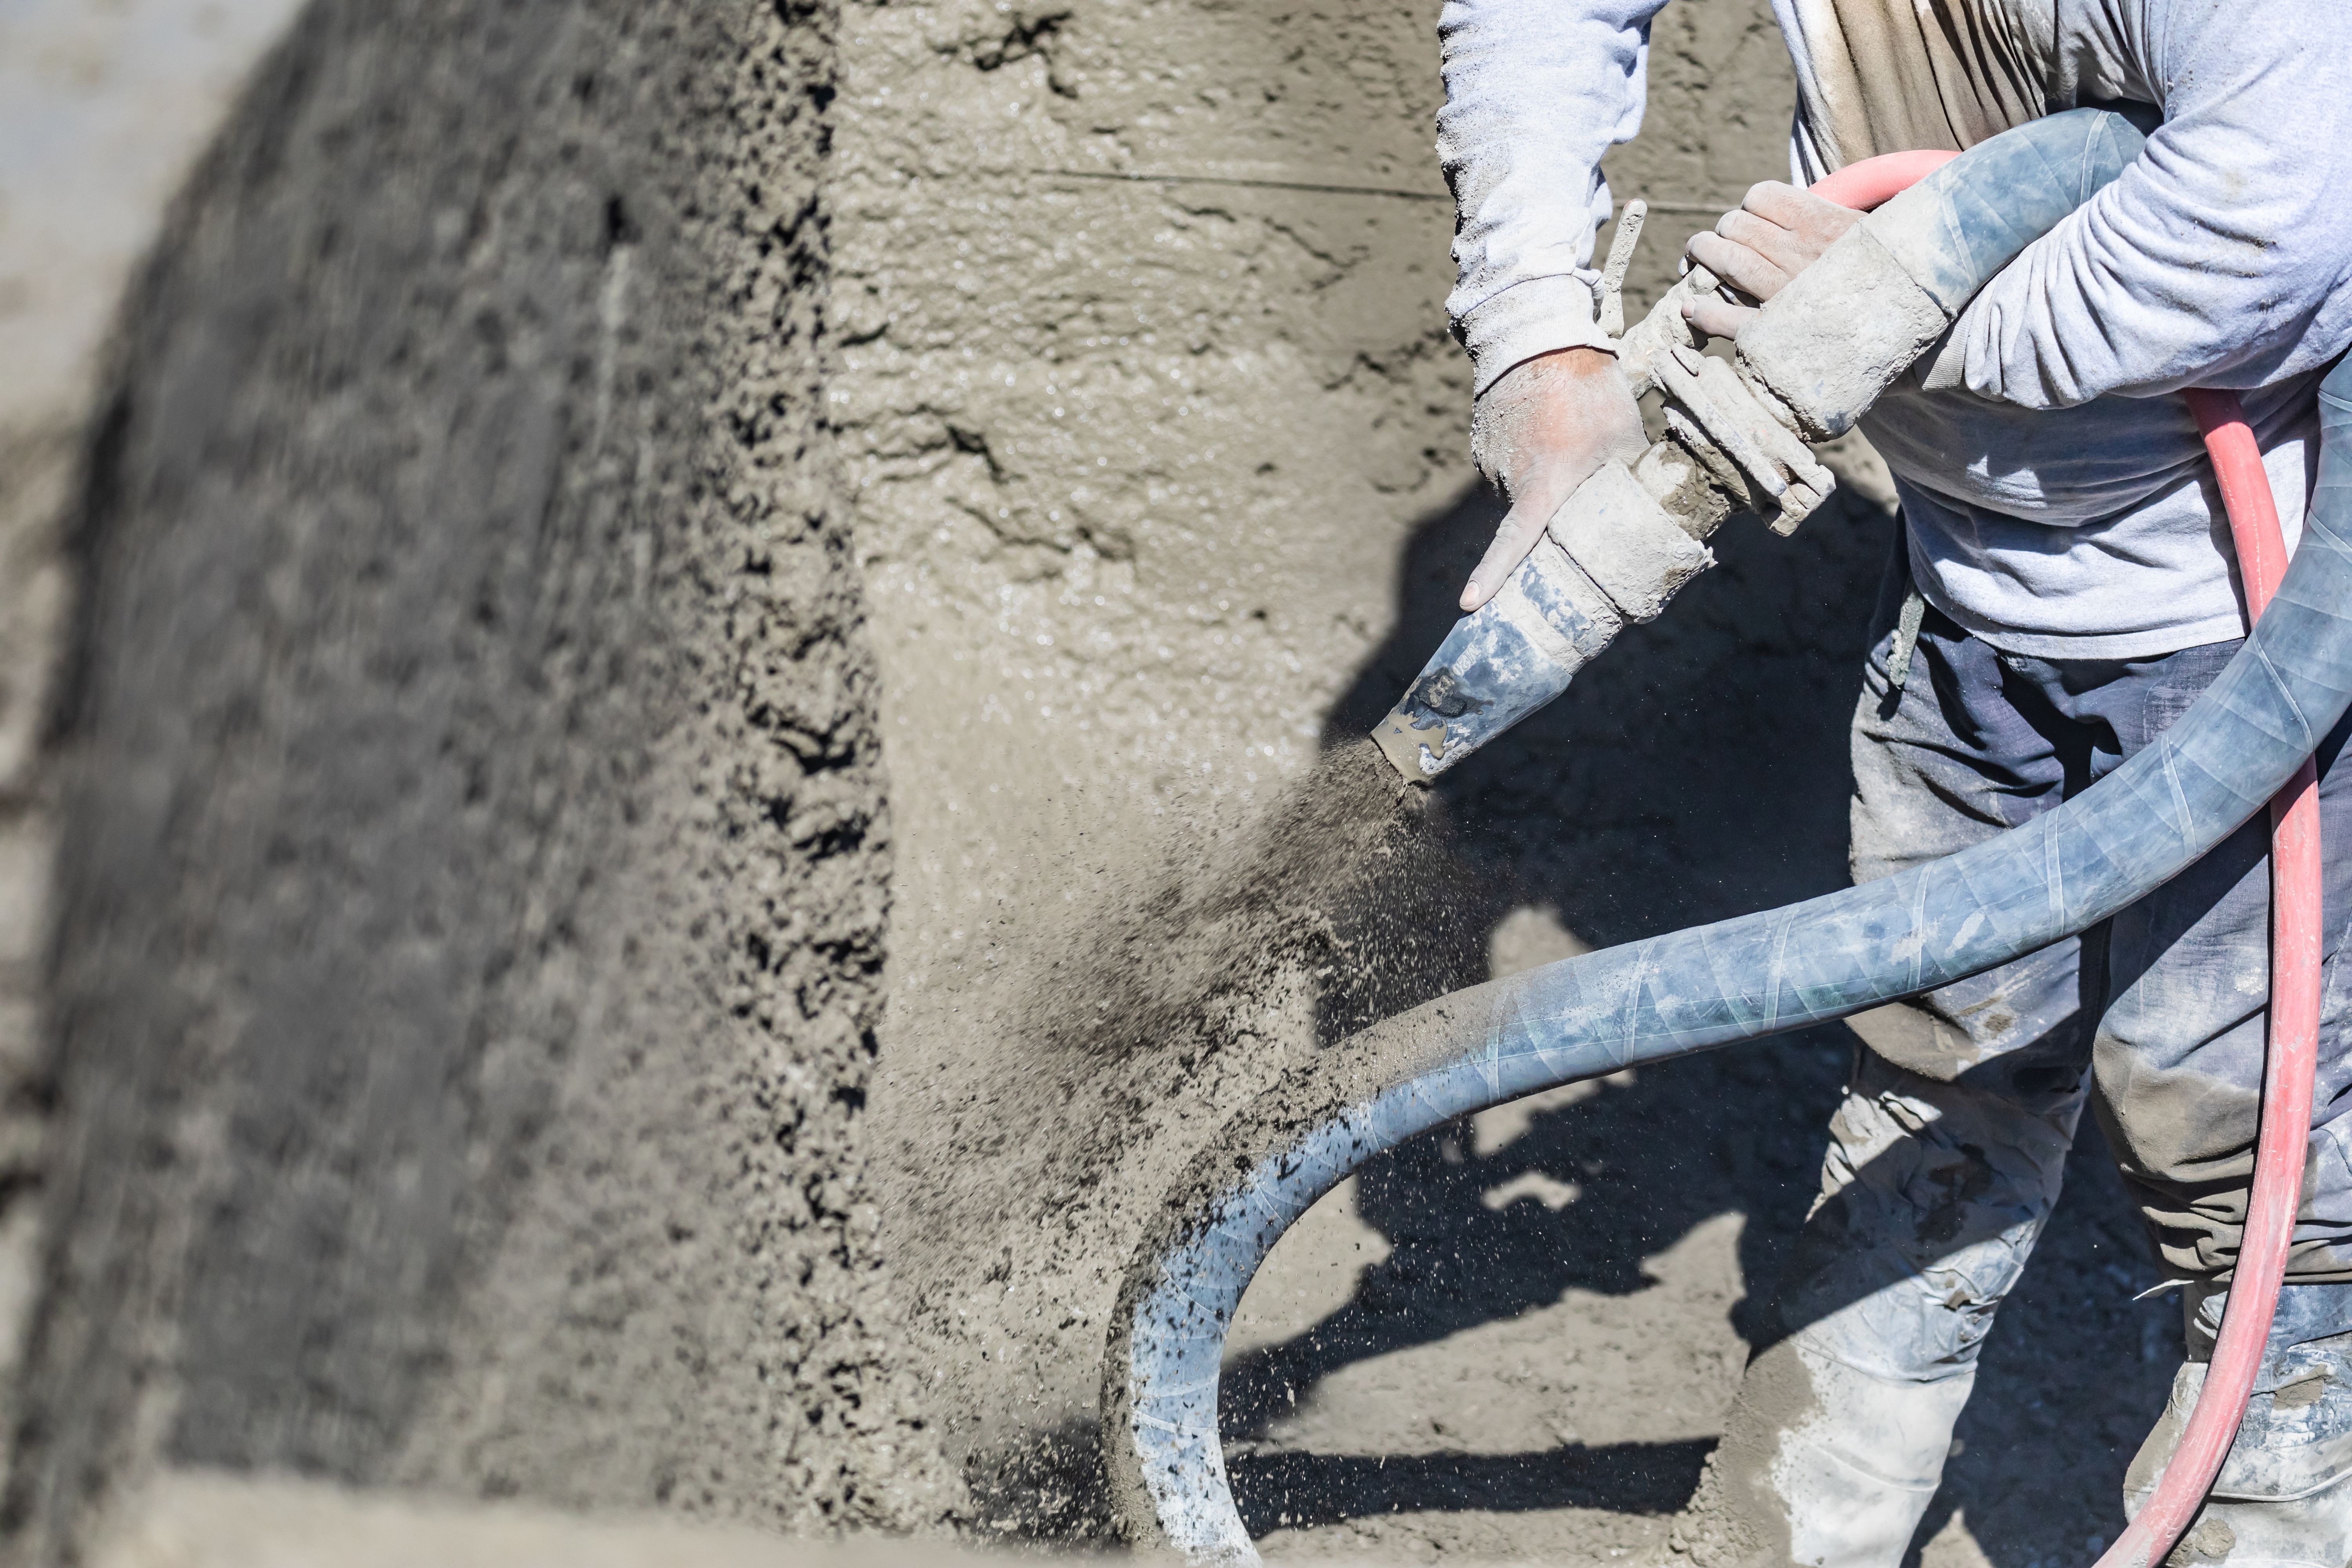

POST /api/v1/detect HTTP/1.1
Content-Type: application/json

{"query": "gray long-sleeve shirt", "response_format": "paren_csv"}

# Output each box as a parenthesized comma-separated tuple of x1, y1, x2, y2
(1439, 0, 2352, 657)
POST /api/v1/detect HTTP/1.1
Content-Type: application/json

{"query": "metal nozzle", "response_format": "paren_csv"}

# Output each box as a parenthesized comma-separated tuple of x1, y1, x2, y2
(1368, 455, 1714, 781)
(1370, 704, 1450, 781)
(1370, 201, 1849, 782)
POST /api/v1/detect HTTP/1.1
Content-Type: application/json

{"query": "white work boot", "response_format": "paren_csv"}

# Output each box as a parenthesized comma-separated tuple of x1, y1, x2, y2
(1771, 1347, 1977, 1568)
(1676, 1336, 1973, 1568)
(2122, 1282, 2352, 1568)
(1672, 1046, 2082, 1568)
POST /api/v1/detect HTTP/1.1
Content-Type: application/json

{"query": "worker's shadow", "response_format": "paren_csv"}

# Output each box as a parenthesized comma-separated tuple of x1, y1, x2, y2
(1220, 478, 2183, 1562)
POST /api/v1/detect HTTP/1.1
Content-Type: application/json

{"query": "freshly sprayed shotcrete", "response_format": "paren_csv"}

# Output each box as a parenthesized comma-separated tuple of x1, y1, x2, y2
(10, 0, 956, 1555)
(0, 0, 315, 1483)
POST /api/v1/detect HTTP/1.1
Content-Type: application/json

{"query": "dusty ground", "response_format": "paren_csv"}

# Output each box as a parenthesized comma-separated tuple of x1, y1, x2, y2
(1223, 980, 2181, 1568)
(88, 1472, 842, 1568)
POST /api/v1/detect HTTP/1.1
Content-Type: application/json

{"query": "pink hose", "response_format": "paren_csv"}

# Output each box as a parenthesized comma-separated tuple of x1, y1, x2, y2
(1813, 154, 2323, 1566)
(2105, 393, 2323, 1568)
(1808, 148, 1960, 211)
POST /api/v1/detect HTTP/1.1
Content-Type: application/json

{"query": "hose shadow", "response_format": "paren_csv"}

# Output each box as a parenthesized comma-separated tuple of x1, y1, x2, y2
(1228, 1441, 1713, 1531)
(1218, 1048, 1847, 1444)
(1220, 476, 2177, 1553)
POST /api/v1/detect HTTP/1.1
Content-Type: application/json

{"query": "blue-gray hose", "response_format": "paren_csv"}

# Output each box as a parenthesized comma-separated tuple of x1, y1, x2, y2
(1099, 143, 2348, 1566)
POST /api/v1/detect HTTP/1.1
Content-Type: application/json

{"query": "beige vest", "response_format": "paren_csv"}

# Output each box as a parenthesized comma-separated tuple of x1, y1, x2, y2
(1784, 0, 2053, 171)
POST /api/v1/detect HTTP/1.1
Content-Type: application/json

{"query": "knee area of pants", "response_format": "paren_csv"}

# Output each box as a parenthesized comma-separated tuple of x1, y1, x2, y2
(1777, 1252, 2019, 1383)
(1808, 1142, 2059, 1264)
(1830, 1065, 2078, 1182)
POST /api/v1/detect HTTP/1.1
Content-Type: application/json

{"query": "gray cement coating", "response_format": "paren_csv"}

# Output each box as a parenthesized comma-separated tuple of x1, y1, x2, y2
(0, 0, 314, 1496)
(7, 0, 955, 1555)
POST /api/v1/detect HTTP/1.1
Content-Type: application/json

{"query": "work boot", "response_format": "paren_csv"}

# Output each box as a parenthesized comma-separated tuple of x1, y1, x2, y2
(1671, 1047, 2082, 1568)
(2123, 1281, 2352, 1568)
(1674, 1334, 1973, 1568)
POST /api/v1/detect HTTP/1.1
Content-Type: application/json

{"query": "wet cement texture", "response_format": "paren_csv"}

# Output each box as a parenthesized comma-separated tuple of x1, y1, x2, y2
(833, 0, 2183, 1562)
(9, 0, 955, 1555)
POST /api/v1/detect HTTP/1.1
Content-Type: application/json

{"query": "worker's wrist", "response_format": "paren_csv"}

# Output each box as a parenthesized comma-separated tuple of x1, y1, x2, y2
(1477, 346, 1619, 407)
(1453, 274, 1616, 397)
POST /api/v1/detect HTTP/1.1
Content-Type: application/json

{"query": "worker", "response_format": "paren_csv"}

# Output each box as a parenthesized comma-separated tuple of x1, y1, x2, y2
(1435, 4, 2352, 1564)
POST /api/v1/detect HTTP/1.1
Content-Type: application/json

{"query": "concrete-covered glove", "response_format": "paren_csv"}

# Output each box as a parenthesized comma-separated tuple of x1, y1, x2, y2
(1463, 346, 1646, 612)
(1681, 180, 1862, 340)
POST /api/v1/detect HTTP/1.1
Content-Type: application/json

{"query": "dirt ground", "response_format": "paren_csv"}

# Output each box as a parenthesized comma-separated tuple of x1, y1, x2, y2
(1223, 1014, 2182, 1568)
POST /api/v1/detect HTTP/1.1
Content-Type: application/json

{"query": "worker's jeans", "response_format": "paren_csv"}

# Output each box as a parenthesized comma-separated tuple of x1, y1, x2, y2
(1696, 579, 2352, 1568)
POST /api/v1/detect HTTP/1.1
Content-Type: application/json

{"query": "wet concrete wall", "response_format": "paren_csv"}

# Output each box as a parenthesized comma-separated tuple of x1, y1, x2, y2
(9, 0, 957, 1554)
(0, 0, 317, 1485)
(5, 0, 2185, 1559)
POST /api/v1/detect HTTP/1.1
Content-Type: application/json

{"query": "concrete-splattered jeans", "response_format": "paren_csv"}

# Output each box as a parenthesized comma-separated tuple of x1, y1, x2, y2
(1713, 566, 2352, 1568)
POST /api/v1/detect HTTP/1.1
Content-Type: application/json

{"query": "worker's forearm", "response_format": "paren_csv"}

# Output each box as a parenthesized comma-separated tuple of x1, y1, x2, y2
(1437, 0, 1669, 393)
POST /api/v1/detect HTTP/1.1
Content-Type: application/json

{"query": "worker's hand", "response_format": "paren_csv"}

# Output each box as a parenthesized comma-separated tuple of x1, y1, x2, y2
(1681, 181, 1863, 341)
(1464, 347, 1646, 612)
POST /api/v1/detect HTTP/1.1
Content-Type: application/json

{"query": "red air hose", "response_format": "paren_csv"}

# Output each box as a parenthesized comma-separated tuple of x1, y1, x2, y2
(2110, 393, 2323, 1567)
(1808, 148, 1963, 211)
(1812, 153, 2323, 1565)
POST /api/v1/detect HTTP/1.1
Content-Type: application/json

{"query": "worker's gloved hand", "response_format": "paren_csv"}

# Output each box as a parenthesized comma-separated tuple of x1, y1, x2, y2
(1681, 181, 1864, 341)
(1463, 346, 1646, 612)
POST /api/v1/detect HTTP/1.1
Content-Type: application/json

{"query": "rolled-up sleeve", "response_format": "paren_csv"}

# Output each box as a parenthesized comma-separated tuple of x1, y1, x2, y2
(1954, 2, 2352, 408)
(1438, 0, 1670, 394)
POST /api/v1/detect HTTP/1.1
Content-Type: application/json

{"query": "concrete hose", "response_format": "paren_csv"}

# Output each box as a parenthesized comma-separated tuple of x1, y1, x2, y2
(1101, 114, 2352, 1566)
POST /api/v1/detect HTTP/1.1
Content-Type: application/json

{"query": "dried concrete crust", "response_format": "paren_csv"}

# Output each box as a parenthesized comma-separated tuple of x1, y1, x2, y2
(7, 0, 957, 1555)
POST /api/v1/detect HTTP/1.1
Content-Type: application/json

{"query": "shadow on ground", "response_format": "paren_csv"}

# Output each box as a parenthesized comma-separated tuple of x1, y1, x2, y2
(1210, 479, 2183, 1563)
(1231, 1442, 1715, 1529)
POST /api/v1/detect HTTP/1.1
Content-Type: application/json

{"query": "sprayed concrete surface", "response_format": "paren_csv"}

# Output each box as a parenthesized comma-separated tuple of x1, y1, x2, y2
(9, 0, 955, 1554)
(0, 0, 312, 1480)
